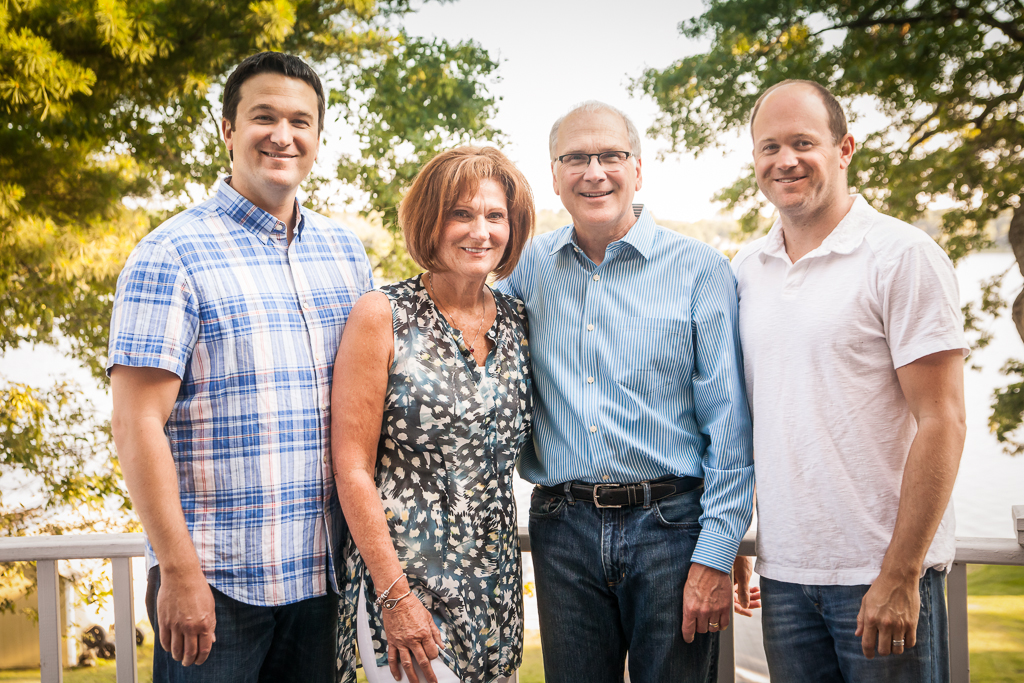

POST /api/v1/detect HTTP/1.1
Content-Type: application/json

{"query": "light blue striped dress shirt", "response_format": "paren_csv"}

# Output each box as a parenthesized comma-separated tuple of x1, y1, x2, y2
(497, 206, 754, 571)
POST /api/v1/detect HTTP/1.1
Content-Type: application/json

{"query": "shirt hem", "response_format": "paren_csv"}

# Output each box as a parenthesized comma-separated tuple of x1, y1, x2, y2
(891, 338, 971, 369)
(755, 559, 952, 586)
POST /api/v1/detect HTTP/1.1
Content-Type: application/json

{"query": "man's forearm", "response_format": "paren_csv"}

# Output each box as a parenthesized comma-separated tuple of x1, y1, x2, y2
(880, 415, 965, 579)
(110, 366, 216, 665)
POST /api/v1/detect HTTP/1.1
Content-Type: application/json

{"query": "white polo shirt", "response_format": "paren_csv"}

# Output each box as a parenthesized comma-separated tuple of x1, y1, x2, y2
(733, 195, 969, 585)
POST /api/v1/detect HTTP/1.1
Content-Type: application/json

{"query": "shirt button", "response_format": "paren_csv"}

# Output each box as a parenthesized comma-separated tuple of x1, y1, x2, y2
(587, 377, 594, 384)
(593, 274, 600, 281)
(602, 475, 610, 481)
(587, 324, 594, 331)
(589, 425, 597, 433)
(303, 300, 312, 309)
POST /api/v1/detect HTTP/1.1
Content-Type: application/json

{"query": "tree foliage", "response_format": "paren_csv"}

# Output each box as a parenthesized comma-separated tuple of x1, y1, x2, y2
(0, 380, 129, 534)
(0, 0, 498, 537)
(334, 36, 501, 278)
(635, 0, 1024, 449)
(0, 378, 132, 612)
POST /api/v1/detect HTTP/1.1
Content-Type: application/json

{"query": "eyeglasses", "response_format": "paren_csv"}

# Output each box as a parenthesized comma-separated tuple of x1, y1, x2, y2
(555, 151, 632, 171)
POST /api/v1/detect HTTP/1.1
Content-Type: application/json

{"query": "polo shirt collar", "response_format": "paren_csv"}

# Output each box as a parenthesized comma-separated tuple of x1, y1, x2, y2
(549, 204, 654, 260)
(761, 195, 874, 263)
(214, 177, 305, 244)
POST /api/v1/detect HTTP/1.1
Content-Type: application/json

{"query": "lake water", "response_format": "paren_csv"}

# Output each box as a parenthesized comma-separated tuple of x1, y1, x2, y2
(3, 251, 1023, 680)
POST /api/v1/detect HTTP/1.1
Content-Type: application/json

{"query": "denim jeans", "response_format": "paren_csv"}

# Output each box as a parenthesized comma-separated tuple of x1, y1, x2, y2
(760, 568, 950, 683)
(146, 566, 339, 683)
(528, 484, 717, 683)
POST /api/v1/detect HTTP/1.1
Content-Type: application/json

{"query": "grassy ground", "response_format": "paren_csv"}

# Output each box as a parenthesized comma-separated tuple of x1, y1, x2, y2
(0, 643, 153, 683)
(2, 570, 1020, 682)
(518, 630, 544, 683)
(967, 564, 1024, 682)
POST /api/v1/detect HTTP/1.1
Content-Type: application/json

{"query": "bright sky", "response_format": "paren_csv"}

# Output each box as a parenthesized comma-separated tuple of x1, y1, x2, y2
(399, 0, 751, 222)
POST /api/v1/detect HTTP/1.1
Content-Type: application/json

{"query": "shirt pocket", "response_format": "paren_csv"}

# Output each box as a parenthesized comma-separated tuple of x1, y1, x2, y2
(613, 317, 686, 396)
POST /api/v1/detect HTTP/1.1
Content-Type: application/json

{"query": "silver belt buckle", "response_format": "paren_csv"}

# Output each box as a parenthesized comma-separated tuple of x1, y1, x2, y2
(592, 484, 624, 508)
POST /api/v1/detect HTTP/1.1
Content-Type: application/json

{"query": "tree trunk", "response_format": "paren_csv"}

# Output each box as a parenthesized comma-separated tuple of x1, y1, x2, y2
(1009, 203, 1024, 345)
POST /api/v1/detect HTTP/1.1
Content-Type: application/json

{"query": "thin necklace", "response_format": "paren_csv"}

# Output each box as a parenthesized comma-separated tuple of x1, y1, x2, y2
(426, 272, 487, 354)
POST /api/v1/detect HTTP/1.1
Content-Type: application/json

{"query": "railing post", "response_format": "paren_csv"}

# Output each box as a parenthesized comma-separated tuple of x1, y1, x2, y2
(37, 559, 64, 683)
(716, 602, 736, 683)
(112, 557, 138, 683)
(947, 561, 969, 683)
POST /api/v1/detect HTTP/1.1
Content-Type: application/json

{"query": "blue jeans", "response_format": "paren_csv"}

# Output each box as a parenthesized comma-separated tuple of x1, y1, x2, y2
(146, 566, 339, 683)
(760, 569, 950, 683)
(528, 484, 717, 683)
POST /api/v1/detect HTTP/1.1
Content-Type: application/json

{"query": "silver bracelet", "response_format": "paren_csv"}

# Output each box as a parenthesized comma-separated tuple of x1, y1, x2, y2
(374, 572, 407, 609)
(382, 589, 413, 611)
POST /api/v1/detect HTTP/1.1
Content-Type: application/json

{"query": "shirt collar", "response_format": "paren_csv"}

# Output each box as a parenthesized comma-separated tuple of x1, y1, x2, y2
(760, 195, 874, 264)
(213, 177, 305, 244)
(549, 204, 654, 261)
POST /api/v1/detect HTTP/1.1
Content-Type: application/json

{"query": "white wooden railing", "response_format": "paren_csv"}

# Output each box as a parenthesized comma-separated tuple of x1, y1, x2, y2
(0, 534, 143, 683)
(2, 530, 1023, 682)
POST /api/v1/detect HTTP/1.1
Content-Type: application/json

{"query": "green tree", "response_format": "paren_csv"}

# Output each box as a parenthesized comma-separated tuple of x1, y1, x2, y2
(634, 0, 1024, 449)
(0, 0, 498, 539)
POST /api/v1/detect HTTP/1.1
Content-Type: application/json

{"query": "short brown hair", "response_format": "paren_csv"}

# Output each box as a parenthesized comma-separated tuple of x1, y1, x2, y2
(399, 147, 535, 280)
(750, 79, 848, 144)
(223, 52, 326, 135)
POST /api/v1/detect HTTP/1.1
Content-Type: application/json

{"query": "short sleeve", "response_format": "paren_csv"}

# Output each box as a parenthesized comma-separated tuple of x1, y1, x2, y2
(107, 239, 199, 378)
(882, 240, 969, 368)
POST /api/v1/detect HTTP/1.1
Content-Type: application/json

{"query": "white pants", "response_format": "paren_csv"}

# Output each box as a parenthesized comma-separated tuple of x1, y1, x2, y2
(357, 590, 462, 683)
(356, 590, 513, 683)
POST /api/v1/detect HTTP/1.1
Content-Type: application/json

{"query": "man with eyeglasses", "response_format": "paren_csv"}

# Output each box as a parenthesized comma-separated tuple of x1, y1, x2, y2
(498, 101, 754, 682)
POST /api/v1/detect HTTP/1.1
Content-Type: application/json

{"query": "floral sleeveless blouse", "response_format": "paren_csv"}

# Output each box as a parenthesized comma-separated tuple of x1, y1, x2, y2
(337, 275, 532, 683)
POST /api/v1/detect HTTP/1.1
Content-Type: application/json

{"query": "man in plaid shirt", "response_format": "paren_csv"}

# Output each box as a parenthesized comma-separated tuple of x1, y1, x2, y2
(108, 52, 372, 682)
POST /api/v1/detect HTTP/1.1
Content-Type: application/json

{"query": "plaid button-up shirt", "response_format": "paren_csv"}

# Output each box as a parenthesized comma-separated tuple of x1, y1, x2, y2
(108, 178, 372, 605)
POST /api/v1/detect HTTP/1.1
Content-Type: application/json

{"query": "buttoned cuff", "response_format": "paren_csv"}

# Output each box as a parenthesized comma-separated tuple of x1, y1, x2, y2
(691, 529, 741, 575)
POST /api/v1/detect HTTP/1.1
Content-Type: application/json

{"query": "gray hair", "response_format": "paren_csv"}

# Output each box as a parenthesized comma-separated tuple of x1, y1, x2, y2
(549, 100, 642, 161)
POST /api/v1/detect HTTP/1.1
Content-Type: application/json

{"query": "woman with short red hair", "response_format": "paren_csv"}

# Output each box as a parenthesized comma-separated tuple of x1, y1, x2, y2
(332, 146, 535, 683)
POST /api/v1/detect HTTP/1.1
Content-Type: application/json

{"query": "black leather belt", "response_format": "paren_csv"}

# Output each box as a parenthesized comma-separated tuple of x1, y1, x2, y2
(539, 476, 702, 508)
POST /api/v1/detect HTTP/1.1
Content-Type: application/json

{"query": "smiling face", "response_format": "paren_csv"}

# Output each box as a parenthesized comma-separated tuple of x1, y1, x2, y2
(551, 108, 642, 239)
(437, 178, 511, 279)
(222, 72, 320, 214)
(752, 84, 855, 229)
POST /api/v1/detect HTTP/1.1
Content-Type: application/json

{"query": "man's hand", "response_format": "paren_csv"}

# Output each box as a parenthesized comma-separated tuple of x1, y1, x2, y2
(157, 567, 217, 666)
(854, 570, 919, 659)
(731, 555, 761, 617)
(682, 563, 732, 642)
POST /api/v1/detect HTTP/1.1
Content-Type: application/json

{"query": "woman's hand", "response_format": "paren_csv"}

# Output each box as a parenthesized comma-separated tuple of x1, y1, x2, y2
(380, 591, 446, 683)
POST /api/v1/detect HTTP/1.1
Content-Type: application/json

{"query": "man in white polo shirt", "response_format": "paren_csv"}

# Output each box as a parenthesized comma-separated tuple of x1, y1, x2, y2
(732, 79, 968, 682)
